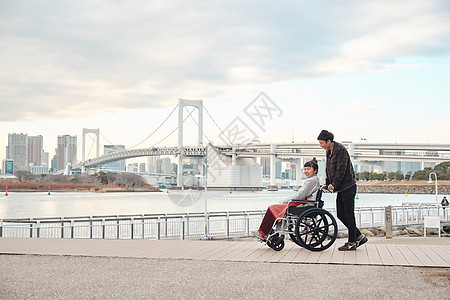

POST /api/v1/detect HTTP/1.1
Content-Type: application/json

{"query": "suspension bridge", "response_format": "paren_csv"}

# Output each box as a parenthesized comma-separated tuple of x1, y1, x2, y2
(72, 99, 450, 189)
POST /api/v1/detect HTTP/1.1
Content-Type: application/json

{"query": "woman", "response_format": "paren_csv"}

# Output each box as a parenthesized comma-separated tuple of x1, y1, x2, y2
(254, 158, 320, 240)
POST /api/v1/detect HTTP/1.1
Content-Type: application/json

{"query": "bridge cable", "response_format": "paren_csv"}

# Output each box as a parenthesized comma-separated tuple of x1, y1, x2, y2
(99, 132, 122, 151)
(203, 105, 232, 145)
(86, 133, 99, 159)
(151, 107, 196, 147)
(186, 107, 230, 165)
(128, 103, 180, 149)
(186, 108, 214, 145)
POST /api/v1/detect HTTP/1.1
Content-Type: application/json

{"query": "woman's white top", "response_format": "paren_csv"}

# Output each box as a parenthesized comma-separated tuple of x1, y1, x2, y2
(282, 174, 320, 204)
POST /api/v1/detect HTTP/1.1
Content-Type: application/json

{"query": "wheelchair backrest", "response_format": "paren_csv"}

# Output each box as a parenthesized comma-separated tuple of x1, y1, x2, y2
(315, 188, 324, 208)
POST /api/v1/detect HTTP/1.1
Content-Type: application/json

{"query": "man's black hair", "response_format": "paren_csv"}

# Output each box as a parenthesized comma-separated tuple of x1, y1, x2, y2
(317, 130, 334, 142)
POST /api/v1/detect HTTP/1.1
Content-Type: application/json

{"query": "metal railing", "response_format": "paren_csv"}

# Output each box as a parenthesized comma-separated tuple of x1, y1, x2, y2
(0, 205, 448, 240)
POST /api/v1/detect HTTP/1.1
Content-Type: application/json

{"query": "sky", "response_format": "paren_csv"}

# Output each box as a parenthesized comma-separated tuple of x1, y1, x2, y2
(1, 0, 450, 162)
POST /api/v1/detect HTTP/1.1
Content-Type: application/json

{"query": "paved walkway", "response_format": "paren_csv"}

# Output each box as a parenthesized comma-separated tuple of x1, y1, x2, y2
(0, 237, 449, 268)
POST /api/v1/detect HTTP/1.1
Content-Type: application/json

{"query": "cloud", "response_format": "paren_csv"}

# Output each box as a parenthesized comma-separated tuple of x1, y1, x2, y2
(1, 0, 449, 122)
(312, 1, 450, 75)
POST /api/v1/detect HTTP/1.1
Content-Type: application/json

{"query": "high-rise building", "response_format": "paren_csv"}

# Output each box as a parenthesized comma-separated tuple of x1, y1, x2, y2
(147, 156, 160, 173)
(2, 159, 14, 175)
(127, 163, 139, 173)
(51, 154, 58, 173)
(260, 157, 270, 178)
(161, 157, 174, 174)
(100, 145, 126, 171)
(139, 162, 146, 173)
(275, 161, 282, 179)
(28, 135, 43, 166)
(6, 133, 28, 173)
(57, 135, 77, 171)
(42, 151, 49, 166)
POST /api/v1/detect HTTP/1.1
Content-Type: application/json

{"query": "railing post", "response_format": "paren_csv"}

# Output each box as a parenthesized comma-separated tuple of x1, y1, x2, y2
(246, 212, 250, 236)
(89, 216, 93, 239)
(226, 212, 230, 238)
(131, 218, 134, 240)
(142, 216, 145, 239)
(70, 220, 75, 238)
(205, 212, 209, 236)
(0, 220, 3, 238)
(181, 217, 185, 240)
(30, 223, 33, 238)
(157, 217, 161, 240)
(117, 219, 120, 239)
(370, 208, 374, 227)
(61, 221, 64, 239)
(165, 214, 168, 238)
(36, 221, 40, 238)
(102, 219, 106, 239)
(186, 213, 189, 238)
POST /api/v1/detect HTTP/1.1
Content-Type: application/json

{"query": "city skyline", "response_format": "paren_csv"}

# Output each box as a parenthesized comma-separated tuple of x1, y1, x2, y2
(1, 1, 450, 162)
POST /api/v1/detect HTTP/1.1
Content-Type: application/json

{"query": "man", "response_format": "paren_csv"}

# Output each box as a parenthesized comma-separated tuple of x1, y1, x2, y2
(442, 196, 449, 210)
(317, 130, 367, 251)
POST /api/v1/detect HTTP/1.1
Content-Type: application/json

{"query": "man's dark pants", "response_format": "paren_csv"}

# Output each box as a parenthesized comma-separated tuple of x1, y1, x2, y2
(336, 184, 361, 243)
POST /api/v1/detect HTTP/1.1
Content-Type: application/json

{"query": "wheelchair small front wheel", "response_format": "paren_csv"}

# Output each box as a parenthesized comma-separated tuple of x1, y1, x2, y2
(267, 234, 285, 251)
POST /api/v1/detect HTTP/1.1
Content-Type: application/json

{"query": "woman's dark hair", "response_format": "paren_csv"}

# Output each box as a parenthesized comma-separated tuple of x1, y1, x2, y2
(317, 130, 334, 142)
(304, 157, 318, 172)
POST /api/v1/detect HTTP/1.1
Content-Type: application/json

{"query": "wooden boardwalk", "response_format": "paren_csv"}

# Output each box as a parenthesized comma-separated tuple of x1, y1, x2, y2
(0, 237, 449, 268)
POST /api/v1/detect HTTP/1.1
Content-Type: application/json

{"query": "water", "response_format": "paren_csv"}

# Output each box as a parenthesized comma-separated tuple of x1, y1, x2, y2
(0, 190, 444, 219)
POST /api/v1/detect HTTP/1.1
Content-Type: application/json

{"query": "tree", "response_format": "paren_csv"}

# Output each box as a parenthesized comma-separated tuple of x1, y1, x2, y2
(435, 161, 450, 171)
(14, 170, 34, 183)
(405, 171, 412, 180)
(395, 171, 404, 180)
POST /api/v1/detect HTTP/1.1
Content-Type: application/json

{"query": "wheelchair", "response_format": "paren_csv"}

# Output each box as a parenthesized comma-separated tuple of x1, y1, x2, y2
(263, 187, 338, 252)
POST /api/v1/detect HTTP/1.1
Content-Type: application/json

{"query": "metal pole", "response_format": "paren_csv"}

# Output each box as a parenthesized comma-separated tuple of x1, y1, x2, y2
(102, 219, 106, 239)
(117, 219, 120, 239)
(428, 172, 438, 205)
(435, 178, 438, 205)
(182, 217, 185, 240)
(142, 217, 145, 239)
(200, 161, 208, 237)
(90, 216, 93, 239)
(157, 217, 161, 240)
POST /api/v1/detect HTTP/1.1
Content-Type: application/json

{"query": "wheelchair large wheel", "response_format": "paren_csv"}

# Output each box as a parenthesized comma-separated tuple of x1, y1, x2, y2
(294, 208, 337, 252)
(289, 234, 303, 247)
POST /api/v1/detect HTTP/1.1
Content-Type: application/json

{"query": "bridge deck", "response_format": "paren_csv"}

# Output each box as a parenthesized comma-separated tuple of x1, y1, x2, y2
(1, 237, 448, 268)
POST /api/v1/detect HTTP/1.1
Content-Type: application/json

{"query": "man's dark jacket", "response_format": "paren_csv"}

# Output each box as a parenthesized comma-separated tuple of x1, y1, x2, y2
(325, 142, 356, 192)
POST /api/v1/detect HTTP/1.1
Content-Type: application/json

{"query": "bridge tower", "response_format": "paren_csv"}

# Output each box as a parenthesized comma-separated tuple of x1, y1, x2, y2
(82, 128, 100, 172)
(178, 99, 204, 188)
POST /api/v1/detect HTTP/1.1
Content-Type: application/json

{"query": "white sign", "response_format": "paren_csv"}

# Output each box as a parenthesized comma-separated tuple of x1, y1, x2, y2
(424, 216, 441, 237)
(424, 216, 440, 228)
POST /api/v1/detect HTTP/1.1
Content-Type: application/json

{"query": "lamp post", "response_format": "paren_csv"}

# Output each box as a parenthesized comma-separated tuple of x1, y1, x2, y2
(199, 161, 208, 236)
(427, 172, 438, 205)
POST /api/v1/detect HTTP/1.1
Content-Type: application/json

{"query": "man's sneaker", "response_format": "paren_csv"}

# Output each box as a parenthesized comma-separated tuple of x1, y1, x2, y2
(356, 234, 368, 248)
(338, 242, 357, 251)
